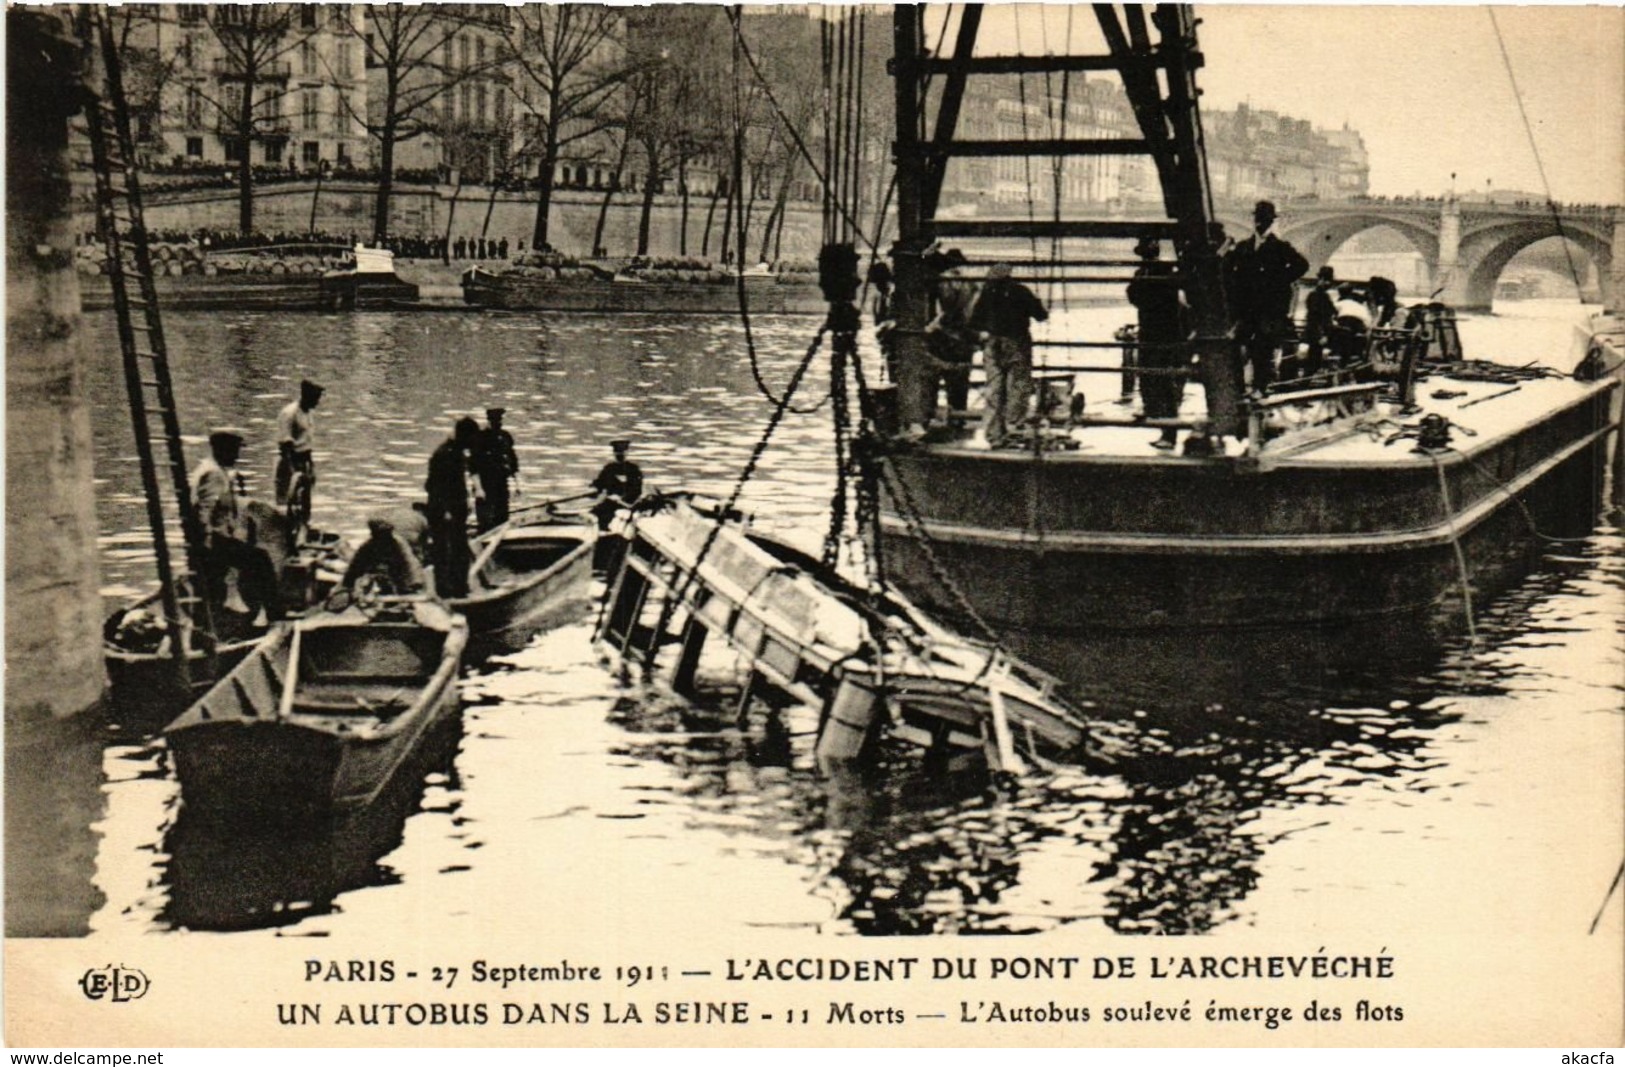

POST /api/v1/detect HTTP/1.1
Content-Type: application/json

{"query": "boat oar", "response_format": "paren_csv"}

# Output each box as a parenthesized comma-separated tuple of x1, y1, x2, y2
(505, 491, 595, 520)
(467, 529, 505, 591)
(276, 627, 303, 721)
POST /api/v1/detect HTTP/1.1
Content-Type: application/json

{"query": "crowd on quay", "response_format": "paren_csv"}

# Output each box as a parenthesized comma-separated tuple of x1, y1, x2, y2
(880, 198, 1430, 455)
(1333, 192, 1616, 215)
(77, 227, 527, 262)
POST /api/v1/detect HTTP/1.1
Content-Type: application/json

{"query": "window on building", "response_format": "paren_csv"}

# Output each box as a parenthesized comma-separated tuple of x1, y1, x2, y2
(300, 40, 317, 77)
(185, 86, 202, 128)
(330, 6, 349, 30)
(299, 5, 317, 29)
(331, 92, 350, 135)
(301, 89, 320, 131)
(337, 43, 353, 80)
(494, 87, 508, 126)
(475, 37, 486, 68)
(460, 84, 472, 122)
(224, 139, 242, 163)
(177, 5, 203, 25)
(264, 141, 281, 164)
(459, 35, 471, 71)
(186, 136, 203, 158)
(222, 85, 243, 123)
(303, 141, 321, 165)
(476, 83, 487, 124)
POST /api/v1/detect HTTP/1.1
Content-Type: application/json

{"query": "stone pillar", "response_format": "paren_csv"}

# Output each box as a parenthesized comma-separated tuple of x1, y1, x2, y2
(1607, 209, 1625, 312)
(5, 10, 105, 724)
(1436, 198, 1467, 306)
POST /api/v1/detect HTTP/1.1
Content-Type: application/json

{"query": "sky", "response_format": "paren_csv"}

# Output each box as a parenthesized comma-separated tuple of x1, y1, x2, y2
(933, 4, 1624, 204)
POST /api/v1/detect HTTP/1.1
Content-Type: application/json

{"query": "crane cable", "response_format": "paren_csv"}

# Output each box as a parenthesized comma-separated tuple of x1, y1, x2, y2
(1486, 8, 1584, 297)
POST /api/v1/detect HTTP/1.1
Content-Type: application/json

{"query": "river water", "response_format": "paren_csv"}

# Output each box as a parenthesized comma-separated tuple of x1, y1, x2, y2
(7, 298, 1620, 943)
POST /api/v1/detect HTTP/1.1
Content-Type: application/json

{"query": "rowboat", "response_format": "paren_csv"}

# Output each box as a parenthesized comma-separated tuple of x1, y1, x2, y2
(165, 598, 468, 824)
(597, 496, 1120, 774)
(450, 507, 595, 652)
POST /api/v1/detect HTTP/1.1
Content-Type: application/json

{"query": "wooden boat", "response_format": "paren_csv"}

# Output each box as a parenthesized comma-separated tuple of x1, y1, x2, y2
(461, 264, 827, 315)
(165, 598, 468, 824)
(450, 507, 595, 651)
(597, 497, 1120, 774)
(103, 513, 344, 717)
(873, 6, 1623, 646)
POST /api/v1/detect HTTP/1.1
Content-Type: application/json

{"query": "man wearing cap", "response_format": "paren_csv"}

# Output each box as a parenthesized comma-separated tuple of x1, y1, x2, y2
(472, 407, 520, 532)
(590, 439, 643, 532)
(967, 262, 1048, 447)
(1222, 200, 1309, 394)
(342, 517, 426, 596)
(275, 378, 324, 509)
(1126, 237, 1188, 451)
(191, 428, 279, 622)
(425, 416, 480, 598)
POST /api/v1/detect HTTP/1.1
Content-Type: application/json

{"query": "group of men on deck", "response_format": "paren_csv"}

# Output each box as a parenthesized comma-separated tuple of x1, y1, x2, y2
(900, 198, 1362, 453)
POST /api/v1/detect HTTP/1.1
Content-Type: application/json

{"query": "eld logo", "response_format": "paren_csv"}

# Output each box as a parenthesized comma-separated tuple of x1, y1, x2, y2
(79, 965, 150, 1003)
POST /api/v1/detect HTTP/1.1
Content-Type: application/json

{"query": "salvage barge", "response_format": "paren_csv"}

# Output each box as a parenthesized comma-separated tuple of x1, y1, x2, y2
(876, 5, 1623, 638)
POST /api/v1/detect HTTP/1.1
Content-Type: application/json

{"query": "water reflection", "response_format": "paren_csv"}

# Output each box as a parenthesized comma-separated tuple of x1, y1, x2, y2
(587, 535, 1621, 935)
(57, 304, 1620, 938)
(158, 713, 464, 932)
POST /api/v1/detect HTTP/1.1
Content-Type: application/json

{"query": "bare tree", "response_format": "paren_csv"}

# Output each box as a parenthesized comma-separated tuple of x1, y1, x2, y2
(340, 4, 505, 243)
(198, 5, 311, 234)
(105, 7, 186, 165)
(498, 5, 628, 250)
(622, 8, 721, 256)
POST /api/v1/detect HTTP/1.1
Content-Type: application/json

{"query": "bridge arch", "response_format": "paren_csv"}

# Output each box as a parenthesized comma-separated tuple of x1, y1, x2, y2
(1453, 218, 1612, 309)
(1276, 212, 1440, 277)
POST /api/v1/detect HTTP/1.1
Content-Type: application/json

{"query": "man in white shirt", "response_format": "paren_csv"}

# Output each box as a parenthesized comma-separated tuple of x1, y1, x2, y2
(275, 378, 324, 507)
(191, 428, 279, 622)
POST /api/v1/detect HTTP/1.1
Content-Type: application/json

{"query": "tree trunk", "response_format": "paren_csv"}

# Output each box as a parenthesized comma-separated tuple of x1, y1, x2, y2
(237, 78, 256, 234)
(719, 183, 734, 265)
(372, 81, 399, 244)
(758, 165, 794, 264)
(635, 150, 660, 256)
(532, 123, 559, 250)
(592, 134, 631, 258)
(700, 186, 722, 258)
(480, 179, 498, 239)
(442, 173, 463, 264)
(678, 157, 690, 256)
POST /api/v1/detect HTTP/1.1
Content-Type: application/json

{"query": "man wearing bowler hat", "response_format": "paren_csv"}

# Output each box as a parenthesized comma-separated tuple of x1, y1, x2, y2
(1222, 200, 1309, 394)
(472, 407, 520, 532)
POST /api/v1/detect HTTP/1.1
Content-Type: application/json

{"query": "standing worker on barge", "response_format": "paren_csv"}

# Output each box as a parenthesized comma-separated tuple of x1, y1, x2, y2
(967, 263, 1048, 448)
(1126, 237, 1188, 451)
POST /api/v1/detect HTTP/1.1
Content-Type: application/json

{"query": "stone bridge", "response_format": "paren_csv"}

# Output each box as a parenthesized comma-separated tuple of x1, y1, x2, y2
(1213, 197, 1623, 311)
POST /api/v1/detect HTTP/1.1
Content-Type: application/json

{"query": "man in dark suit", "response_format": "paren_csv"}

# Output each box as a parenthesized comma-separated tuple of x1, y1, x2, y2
(1223, 200, 1309, 394)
